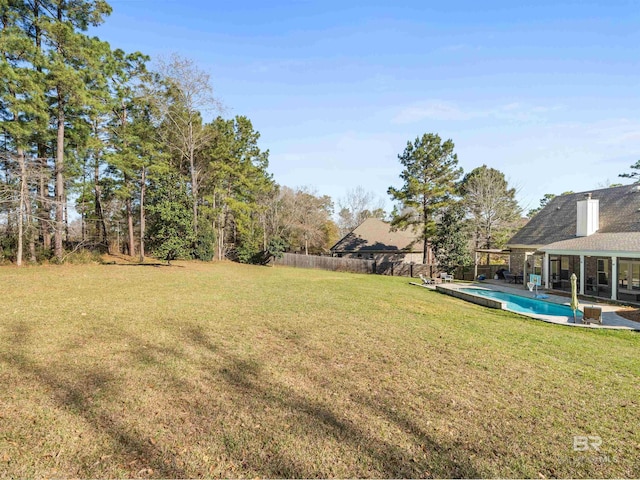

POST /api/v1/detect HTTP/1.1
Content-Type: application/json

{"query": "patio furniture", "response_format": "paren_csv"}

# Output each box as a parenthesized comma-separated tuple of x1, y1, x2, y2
(419, 273, 434, 285)
(504, 272, 515, 283)
(583, 306, 602, 325)
(440, 273, 454, 283)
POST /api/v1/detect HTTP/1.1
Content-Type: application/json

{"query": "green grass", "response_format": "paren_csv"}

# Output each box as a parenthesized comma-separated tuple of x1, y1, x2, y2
(0, 262, 638, 478)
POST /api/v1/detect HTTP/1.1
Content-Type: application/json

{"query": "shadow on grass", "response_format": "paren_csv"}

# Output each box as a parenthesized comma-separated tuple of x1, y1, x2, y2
(1, 321, 481, 478)
(183, 324, 481, 478)
(0, 322, 188, 478)
(110, 263, 184, 268)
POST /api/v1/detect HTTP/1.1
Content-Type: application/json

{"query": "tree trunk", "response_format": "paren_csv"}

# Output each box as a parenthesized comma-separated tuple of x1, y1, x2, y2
(34, 1, 51, 253)
(263, 218, 268, 251)
(25, 173, 37, 263)
(423, 237, 429, 265)
(126, 193, 135, 257)
(189, 122, 198, 237)
(422, 200, 430, 266)
(93, 152, 108, 250)
(16, 149, 26, 266)
(38, 154, 51, 251)
(54, 98, 65, 261)
(218, 223, 224, 260)
(64, 196, 69, 241)
(139, 167, 146, 262)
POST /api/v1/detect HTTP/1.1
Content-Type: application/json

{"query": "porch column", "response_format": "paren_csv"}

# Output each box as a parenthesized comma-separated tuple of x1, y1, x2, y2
(579, 255, 585, 295)
(543, 252, 550, 289)
(523, 253, 528, 288)
(474, 251, 478, 280)
(611, 256, 618, 301)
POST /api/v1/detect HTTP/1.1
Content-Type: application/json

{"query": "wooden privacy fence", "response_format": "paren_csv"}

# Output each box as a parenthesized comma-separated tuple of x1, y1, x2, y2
(273, 253, 502, 280)
(273, 253, 375, 274)
(275, 254, 439, 277)
(375, 262, 438, 277)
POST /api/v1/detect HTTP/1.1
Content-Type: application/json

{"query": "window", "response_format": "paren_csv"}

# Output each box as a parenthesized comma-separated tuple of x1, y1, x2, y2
(598, 259, 609, 286)
(533, 255, 542, 275)
(618, 261, 640, 291)
(560, 256, 570, 280)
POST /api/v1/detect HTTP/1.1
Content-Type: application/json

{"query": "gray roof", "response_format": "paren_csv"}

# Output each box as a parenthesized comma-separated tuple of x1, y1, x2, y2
(541, 232, 640, 254)
(508, 184, 640, 247)
(330, 218, 421, 253)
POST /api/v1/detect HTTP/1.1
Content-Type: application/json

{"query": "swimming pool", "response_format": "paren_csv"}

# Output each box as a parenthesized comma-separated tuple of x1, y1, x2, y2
(459, 287, 582, 318)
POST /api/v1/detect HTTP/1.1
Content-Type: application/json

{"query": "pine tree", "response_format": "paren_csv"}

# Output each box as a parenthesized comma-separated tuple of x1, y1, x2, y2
(0, 0, 48, 265)
(388, 133, 463, 265)
(202, 115, 273, 260)
(432, 202, 472, 273)
(40, 0, 112, 261)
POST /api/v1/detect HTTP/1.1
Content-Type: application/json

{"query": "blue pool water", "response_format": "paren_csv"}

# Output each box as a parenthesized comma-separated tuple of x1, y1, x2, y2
(460, 288, 582, 318)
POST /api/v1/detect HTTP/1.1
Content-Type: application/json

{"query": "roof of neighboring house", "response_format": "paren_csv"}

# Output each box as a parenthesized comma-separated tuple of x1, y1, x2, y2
(507, 184, 640, 247)
(330, 218, 421, 253)
(541, 232, 640, 254)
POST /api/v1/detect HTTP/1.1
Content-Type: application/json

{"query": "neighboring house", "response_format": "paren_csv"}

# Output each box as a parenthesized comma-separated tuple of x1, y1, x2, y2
(330, 218, 431, 264)
(506, 184, 640, 302)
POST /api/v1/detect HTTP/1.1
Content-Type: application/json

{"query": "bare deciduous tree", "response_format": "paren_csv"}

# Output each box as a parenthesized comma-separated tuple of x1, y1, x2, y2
(337, 186, 386, 237)
(155, 54, 222, 236)
(459, 165, 521, 263)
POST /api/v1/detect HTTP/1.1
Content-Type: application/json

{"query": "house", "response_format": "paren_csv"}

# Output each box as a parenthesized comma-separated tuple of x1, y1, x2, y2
(506, 184, 640, 302)
(330, 218, 431, 264)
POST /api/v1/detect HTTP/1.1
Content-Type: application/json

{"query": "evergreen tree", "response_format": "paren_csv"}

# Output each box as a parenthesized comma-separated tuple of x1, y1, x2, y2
(203, 115, 273, 260)
(527, 191, 574, 218)
(388, 133, 462, 265)
(40, 0, 112, 261)
(146, 173, 194, 264)
(620, 160, 640, 183)
(432, 202, 472, 273)
(104, 49, 158, 260)
(0, 0, 48, 265)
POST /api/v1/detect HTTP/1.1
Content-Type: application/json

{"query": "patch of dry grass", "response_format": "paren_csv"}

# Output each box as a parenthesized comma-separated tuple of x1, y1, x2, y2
(0, 262, 638, 478)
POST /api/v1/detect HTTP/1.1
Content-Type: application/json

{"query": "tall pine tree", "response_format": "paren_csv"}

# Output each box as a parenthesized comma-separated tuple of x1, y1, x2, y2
(388, 133, 462, 266)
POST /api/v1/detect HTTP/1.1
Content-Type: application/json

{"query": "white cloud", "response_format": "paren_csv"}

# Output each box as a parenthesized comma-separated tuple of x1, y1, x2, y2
(392, 100, 563, 124)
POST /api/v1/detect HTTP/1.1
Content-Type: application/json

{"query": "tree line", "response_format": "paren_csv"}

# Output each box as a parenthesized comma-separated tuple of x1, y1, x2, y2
(0, 0, 341, 265)
(1, 1, 531, 269)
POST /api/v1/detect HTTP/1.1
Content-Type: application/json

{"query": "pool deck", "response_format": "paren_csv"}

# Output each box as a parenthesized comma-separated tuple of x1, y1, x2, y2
(411, 279, 640, 331)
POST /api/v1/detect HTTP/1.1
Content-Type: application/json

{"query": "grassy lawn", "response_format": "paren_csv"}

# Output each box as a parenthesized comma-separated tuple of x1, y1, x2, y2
(0, 262, 638, 478)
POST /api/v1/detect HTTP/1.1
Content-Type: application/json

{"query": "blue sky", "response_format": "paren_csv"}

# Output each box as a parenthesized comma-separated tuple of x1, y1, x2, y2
(94, 0, 640, 213)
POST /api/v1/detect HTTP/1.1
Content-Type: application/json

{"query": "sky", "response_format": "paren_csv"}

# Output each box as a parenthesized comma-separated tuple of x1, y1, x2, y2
(91, 0, 640, 214)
